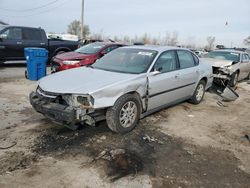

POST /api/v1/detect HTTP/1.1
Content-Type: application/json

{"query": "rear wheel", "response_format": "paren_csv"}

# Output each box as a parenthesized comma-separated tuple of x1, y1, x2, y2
(106, 94, 141, 134)
(190, 80, 206, 104)
(56, 50, 66, 55)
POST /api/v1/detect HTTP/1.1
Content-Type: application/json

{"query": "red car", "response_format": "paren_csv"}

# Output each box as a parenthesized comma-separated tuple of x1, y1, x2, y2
(50, 42, 125, 72)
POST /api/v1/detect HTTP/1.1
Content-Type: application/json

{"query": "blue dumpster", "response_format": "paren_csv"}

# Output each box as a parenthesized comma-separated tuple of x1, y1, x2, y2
(24, 48, 48, 81)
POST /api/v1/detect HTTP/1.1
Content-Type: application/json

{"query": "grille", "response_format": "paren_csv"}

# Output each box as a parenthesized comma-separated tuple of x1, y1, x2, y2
(37, 86, 58, 99)
(36, 86, 68, 105)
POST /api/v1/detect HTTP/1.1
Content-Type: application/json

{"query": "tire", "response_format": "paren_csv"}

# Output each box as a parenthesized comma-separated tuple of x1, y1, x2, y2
(106, 94, 141, 134)
(229, 71, 239, 87)
(189, 80, 206, 104)
(25, 70, 28, 79)
(247, 72, 250, 80)
(56, 51, 66, 55)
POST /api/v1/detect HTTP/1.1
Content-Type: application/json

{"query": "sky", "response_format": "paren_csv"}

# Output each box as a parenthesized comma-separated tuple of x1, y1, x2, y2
(0, 0, 249, 48)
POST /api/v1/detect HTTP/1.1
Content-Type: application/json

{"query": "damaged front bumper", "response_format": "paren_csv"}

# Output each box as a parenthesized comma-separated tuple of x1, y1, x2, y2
(30, 91, 106, 129)
(30, 91, 79, 129)
(212, 66, 235, 80)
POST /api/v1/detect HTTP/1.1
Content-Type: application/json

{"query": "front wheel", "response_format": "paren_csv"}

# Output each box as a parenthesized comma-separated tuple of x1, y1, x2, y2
(106, 94, 141, 134)
(229, 72, 239, 87)
(189, 80, 206, 104)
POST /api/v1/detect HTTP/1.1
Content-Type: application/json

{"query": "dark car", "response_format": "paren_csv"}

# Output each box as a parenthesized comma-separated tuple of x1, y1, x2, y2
(0, 25, 79, 63)
(50, 42, 125, 72)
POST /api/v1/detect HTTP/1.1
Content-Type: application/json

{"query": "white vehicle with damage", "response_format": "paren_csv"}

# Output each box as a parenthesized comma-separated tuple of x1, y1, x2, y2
(202, 50, 250, 86)
(30, 46, 213, 133)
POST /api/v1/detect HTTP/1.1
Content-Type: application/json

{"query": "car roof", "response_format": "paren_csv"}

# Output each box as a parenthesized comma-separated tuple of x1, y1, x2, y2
(2, 25, 44, 30)
(122, 45, 187, 53)
(94, 41, 126, 46)
(213, 49, 245, 54)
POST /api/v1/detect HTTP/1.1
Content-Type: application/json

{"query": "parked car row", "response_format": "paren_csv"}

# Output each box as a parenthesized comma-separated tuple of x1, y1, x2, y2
(30, 45, 214, 133)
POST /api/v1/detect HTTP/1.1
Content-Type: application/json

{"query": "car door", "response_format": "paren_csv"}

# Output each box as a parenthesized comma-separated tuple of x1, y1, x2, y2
(239, 54, 250, 80)
(0, 27, 24, 60)
(175, 50, 200, 98)
(147, 50, 183, 110)
(22, 28, 47, 50)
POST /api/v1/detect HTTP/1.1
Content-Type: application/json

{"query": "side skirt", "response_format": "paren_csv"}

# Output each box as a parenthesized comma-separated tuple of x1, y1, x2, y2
(140, 96, 191, 119)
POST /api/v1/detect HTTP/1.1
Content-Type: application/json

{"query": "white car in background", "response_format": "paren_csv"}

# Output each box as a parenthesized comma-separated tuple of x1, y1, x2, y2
(202, 50, 250, 86)
(194, 49, 208, 57)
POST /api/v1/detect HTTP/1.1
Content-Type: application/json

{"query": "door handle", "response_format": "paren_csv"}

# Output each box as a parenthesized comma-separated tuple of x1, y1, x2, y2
(40, 43, 45, 45)
(16, 42, 22, 44)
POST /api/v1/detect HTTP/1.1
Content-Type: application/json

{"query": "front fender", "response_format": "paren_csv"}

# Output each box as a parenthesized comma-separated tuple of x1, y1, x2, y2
(91, 77, 147, 109)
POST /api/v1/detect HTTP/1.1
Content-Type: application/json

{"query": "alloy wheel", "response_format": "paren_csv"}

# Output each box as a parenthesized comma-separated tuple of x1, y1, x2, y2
(119, 101, 138, 128)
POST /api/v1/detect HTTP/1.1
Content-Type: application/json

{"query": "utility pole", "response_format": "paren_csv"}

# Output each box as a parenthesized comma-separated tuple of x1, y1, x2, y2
(81, 0, 84, 39)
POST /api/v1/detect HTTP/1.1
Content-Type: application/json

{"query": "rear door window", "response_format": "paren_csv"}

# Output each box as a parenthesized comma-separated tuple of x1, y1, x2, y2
(177, 50, 196, 69)
(23, 28, 42, 40)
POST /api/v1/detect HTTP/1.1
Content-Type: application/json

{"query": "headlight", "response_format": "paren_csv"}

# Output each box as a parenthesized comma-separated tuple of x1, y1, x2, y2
(62, 60, 80, 65)
(62, 94, 94, 108)
(77, 96, 90, 106)
(224, 65, 232, 70)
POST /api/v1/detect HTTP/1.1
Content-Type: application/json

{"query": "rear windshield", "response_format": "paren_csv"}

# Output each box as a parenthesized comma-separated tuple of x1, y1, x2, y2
(206, 51, 240, 62)
(75, 42, 105, 54)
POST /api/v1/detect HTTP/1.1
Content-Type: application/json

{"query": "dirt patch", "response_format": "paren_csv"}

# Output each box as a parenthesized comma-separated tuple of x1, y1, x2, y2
(0, 151, 38, 175)
(32, 121, 250, 187)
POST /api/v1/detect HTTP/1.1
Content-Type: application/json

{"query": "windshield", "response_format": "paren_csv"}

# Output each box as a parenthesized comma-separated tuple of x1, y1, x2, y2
(75, 42, 105, 54)
(206, 51, 240, 62)
(92, 48, 158, 74)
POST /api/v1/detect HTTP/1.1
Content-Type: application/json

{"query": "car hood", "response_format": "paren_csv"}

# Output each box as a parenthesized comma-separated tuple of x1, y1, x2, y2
(38, 67, 141, 94)
(201, 58, 233, 67)
(55, 51, 94, 60)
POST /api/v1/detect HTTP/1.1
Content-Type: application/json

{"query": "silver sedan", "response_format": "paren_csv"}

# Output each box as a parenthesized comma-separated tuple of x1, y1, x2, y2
(30, 46, 213, 133)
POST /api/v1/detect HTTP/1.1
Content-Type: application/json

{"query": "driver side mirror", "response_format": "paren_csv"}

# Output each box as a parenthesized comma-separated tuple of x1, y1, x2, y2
(149, 70, 161, 76)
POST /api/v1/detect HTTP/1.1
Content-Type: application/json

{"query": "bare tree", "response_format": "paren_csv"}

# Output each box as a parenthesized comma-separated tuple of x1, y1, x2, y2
(123, 36, 131, 43)
(243, 36, 250, 46)
(169, 31, 179, 46)
(91, 32, 103, 40)
(206, 36, 215, 51)
(163, 32, 170, 45)
(142, 33, 151, 44)
(151, 37, 158, 45)
(67, 20, 90, 38)
(113, 36, 120, 42)
(186, 36, 196, 49)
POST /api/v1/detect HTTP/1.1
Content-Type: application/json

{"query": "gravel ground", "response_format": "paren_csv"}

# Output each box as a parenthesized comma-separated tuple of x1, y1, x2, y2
(0, 64, 250, 188)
